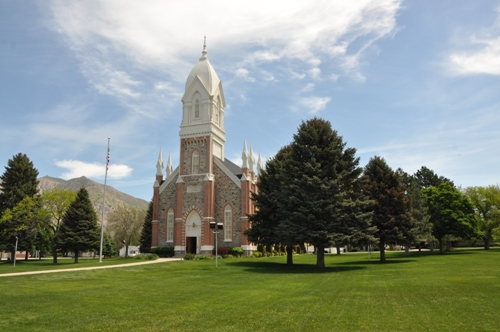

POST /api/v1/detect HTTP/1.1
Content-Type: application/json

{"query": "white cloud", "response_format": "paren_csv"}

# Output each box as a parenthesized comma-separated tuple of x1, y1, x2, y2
(298, 96, 332, 114)
(48, 0, 402, 109)
(235, 68, 255, 82)
(446, 8, 500, 76)
(55, 159, 133, 180)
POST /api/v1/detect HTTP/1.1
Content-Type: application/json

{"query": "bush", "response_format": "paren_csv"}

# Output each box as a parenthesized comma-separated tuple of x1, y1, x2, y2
(151, 246, 175, 258)
(229, 247, 244, 257)
(252, 251, 262, 258)
(134, 253, 158, 261)
(217, 247, 229, 256)
(194, 255, 212, 260)
(184, 253, 196, 260)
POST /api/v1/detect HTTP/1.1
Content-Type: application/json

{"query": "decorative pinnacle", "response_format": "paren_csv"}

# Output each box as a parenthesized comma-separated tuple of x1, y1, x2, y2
(200, 35, 207, 60)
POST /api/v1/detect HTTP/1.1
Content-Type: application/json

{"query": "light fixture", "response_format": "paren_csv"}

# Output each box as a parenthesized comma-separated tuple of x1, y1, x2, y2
(192, 222, 196, 227)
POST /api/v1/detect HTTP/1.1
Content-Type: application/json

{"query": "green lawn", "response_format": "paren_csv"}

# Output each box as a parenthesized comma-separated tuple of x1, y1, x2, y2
(1, 249, 499, 331)
(0, 256, 144, 274)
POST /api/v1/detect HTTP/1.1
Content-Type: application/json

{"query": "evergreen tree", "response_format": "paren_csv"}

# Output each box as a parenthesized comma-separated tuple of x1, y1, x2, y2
(423, 182, 478, 253)
(55, 187, 100, 263)
(414, 166, 453, 189)
(139, 200, 153, 252)
(103, 233, 119, 257)
(362, 157, 412, 262)
(282, 118, 372, 268)
(246, 145, 298, 265)
(0, 153, 39, 216)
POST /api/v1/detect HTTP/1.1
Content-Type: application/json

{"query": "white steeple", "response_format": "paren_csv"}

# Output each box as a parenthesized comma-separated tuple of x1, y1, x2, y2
(242, 139, 249, 169)
(257, 151, 263, 173)
(249, 145, 255, 173)
(180, 37, 226, 160)
(156, 148, 164, 177)
(166, 153, 173, 177)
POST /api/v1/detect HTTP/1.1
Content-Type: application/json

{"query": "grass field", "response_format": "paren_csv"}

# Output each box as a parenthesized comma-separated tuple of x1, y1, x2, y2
(1, 249, 499, 331)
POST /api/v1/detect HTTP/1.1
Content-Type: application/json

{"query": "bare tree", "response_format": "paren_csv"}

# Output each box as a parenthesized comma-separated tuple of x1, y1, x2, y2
(107, 205, 145, 257)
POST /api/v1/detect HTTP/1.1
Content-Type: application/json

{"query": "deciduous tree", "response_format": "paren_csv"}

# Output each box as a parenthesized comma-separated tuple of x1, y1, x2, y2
(464, 185, 500, 250)
(423, 182, 478, 253)
(41, 188, 77, 263)
(108, 205, 145, 257)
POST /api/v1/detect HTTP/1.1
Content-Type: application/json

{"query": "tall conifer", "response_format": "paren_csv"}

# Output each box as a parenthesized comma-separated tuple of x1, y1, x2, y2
(139, 200, 153, 252)
(55, 187, 100, 263)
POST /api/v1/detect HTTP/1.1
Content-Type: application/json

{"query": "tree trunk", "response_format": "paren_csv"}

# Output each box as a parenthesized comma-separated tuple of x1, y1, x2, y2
(52, 246, 58, 264)
(10, 249, 16, 263)
(405, 242, 410, 257)
(430, 241, 434, 253)
(438, 239, 443, 254)
(125, 244, 129, 257)
(379, 242, 386, 263)
(74, 250, 79, 264)
(336, 243, 341, 255)
(484, 233, 491, 250)
(418, 243, 422, 252)
(316, 246, 325, 268)
(286, 245, 293, 266)
(446, 241, 452, 252)
(25, 251, 29, 260)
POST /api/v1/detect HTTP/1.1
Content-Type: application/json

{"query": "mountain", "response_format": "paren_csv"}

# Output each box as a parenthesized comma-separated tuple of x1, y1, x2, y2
(37, 176, 149, 223)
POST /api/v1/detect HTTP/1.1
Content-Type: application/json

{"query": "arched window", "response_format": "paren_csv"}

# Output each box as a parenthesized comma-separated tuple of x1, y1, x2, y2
(194, 100, 200, 119)
(166, 209, 174, 242)
(224, 205, 232, 241)
(192, 150, 199, 174)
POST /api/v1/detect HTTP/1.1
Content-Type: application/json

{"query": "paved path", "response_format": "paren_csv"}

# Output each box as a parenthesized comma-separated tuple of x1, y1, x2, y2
(0, 258, 182, 278)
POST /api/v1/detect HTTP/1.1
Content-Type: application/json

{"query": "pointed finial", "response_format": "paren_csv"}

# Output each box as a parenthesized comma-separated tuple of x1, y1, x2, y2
(200, 35, 207, 60)
(257, 151, 263, 172)
(156, 148, 164, 177)
(242, 139, 249, 169)
(166, 153, 173, 177)
(249, 145, 255, 173)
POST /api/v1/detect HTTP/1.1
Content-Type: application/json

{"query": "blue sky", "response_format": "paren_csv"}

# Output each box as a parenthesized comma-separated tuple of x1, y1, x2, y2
(1, 0, 499, 201)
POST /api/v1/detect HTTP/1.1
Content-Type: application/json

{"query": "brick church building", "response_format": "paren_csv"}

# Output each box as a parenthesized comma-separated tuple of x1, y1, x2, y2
(151, 40, 260, 256)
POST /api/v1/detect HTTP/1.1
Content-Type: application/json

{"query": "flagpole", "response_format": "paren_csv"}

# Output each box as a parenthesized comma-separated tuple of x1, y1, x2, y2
(99, 137, 110, 263)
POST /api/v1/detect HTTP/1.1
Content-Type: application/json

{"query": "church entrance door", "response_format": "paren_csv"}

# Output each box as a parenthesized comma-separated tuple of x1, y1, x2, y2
(186, 237, 197, 254)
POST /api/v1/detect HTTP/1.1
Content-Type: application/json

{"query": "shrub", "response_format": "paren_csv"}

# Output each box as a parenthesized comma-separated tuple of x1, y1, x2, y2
(229, 247, 244, 257)
(184, 253, 196, 260)
(151, 246, 175, 258)
(134, 253, 158, 261)
(217, 247, 229, 256)
(226, 254, 234, 259)
(264, 252, 271, 257)
(252, 251, 262, 258)
(194, 255, 212, 260)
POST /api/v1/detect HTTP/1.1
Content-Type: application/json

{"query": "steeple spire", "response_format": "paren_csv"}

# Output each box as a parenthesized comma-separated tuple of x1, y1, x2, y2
(242, 139, 249, 169)
(249, 145, 255, 173)
(156, 148, 164, 177)
(200, 35, 207, 60)
(257, 151, 263, 173)
(166, 153, 173, 177)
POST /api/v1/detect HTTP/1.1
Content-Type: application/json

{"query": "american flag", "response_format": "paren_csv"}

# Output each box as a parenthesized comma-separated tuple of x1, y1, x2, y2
(106, 146, 110, 171)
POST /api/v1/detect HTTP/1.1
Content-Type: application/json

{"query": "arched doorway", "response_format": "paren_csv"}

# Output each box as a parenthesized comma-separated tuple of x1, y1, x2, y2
(185, 210, 201, 254)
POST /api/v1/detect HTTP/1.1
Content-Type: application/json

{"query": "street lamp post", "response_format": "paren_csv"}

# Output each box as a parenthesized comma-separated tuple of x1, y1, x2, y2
(210, 221, 224, 268)
(13, 233, 18, 267)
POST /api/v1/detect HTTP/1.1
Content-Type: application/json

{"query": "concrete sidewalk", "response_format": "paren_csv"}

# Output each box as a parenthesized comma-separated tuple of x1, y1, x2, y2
(0, 257, 181, 278)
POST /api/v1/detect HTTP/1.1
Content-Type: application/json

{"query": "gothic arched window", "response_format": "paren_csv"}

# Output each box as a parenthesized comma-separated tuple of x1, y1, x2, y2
(192, 150, 200, 174)
(224, 205, 232, 241)
(166, 209, 174, 242)
(194, 100, 200, 119)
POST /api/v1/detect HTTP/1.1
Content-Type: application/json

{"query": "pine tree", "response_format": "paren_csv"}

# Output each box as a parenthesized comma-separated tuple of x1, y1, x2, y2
(362, 156, 412, 262)
(0, 153, 39, 215)
(282, 118, 372, 268)
(55, 187, 100, 263)
(246, 145, 298, 265)
(139, 200, 153, 252)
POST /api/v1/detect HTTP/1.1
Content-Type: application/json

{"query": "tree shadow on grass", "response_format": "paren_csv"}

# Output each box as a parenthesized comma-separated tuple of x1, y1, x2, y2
(332, 259, 416, 266)
(226, 260, 367, 274)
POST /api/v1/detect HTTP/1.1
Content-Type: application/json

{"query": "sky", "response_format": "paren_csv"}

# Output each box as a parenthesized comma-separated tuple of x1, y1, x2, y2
(1, 0, 499, 201)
